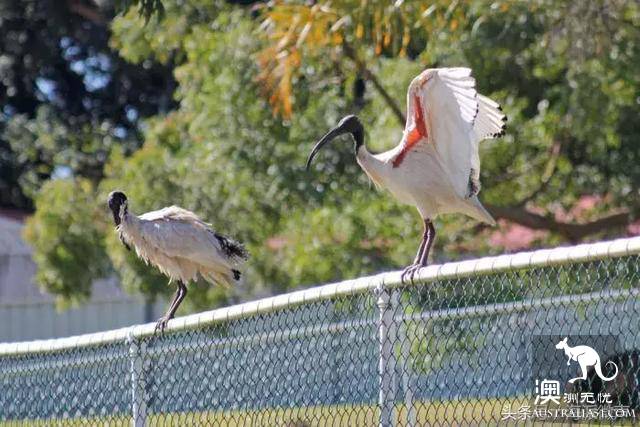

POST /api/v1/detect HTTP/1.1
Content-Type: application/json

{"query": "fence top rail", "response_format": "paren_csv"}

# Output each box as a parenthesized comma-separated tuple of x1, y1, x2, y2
(1, 236, 639, 356)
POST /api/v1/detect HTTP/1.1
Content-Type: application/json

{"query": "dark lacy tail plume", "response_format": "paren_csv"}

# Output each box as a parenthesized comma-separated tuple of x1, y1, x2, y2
(214, 232, 249, 261)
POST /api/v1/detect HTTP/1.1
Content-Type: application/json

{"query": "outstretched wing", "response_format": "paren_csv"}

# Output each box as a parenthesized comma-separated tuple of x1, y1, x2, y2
(468, 94, 507, 193)
(394, 67, 506, 198)
(474, 94, 507, 142)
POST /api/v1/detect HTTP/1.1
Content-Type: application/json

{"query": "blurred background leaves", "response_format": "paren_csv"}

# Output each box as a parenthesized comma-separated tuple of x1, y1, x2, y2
(1, 0, 639, 312)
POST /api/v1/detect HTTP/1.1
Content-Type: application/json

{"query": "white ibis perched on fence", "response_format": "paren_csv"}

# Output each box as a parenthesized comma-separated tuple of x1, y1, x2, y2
(306, 67, 505, 282)
(107, 191, 249, 332)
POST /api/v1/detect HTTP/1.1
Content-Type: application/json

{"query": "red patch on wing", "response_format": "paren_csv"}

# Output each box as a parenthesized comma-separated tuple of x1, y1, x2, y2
(392, 95, 429, 168)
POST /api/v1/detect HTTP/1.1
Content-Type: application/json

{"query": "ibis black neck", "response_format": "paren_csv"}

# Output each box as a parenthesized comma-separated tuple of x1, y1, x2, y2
(111, 204, 127, 226)
(350, 126, 364, 154)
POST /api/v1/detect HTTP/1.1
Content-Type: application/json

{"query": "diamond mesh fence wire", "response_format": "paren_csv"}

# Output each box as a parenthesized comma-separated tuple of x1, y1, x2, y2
(1, 238, 639, 426)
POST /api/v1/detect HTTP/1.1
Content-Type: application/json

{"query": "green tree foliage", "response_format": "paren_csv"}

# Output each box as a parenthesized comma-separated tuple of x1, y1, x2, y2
(13, 0, 640, 311)
(0, 0, 175, 209)
(101, 9, 416, 302)
(23, 178, 110, 307)
(255, 0, 640, 242)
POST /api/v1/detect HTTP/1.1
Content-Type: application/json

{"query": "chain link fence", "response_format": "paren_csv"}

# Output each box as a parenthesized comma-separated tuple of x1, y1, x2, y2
(1, 237, 639, 426)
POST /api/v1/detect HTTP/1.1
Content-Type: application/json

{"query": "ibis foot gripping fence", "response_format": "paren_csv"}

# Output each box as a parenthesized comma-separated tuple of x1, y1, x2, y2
(1, 238, 640, 426)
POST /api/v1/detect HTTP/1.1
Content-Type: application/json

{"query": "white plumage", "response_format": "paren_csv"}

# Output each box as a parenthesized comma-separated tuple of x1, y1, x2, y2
(108, 191, 248, 332)
(361, 67, 504, 222)
(307, 67, 506, 282)
(120, 206, 243, 286)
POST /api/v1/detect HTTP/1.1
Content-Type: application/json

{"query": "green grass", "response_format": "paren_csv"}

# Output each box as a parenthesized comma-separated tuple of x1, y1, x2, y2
(0, 397, 528, 426)
(4, 396, 634, 426)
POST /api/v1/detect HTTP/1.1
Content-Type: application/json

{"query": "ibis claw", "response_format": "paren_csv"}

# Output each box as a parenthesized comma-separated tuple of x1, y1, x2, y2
(154, 316, 170, 334)
(401, 264, 423, 284)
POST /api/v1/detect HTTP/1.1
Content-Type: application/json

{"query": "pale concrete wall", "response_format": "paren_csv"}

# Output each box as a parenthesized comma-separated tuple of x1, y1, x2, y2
(0, 216, 164, 343)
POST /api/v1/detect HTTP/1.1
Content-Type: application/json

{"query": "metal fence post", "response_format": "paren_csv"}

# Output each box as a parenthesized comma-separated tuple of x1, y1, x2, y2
(127, 330, 147, 427)
(376, 283, 395, 427)
(392, 290, 417, 426)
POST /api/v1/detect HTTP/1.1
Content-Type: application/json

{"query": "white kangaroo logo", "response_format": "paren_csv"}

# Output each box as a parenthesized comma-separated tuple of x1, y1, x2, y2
(555, 337, 618, 384)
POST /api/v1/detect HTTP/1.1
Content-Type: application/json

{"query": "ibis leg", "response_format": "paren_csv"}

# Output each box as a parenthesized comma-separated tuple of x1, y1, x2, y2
(412, 221, 429, 265)
(401, 219, 435, 284)
(155, 281, 188, 334)
(418, 221, 436, 266)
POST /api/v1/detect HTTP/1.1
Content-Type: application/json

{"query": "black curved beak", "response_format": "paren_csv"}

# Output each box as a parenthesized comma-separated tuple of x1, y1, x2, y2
(305, 125, 350, 171)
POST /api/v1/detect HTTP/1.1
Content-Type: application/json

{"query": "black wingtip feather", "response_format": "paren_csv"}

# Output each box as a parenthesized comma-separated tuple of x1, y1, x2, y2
(473, 103, 480, 121)
(232, 269, 241, 280)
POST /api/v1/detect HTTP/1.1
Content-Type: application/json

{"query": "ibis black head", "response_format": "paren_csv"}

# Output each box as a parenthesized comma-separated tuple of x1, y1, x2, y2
(306, 115, 364, 170)
(108, 191, 128, 226)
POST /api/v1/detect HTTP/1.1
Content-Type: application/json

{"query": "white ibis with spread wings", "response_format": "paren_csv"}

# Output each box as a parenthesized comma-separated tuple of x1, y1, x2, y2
(108, 191, 248, 332)
(306, 67, 505, 282)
